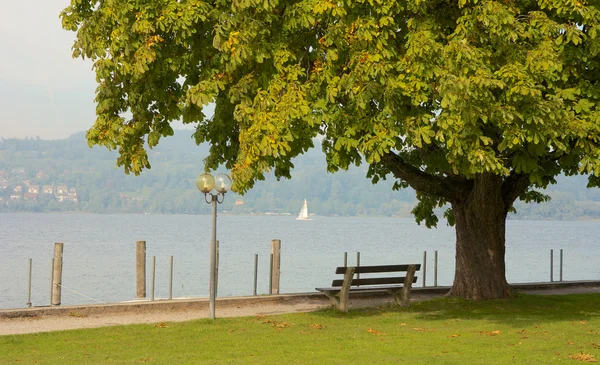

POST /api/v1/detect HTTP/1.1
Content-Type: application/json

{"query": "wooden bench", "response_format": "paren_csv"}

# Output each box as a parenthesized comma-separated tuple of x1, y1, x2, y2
(315, 264, 421, 312)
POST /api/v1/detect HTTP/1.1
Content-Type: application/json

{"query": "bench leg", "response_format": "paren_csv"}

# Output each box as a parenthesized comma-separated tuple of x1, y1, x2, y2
(339, 267, 356, 312)
(323, 292, 341, 308)
(388, 289, 401, 306)
(399, 265, 417, 307)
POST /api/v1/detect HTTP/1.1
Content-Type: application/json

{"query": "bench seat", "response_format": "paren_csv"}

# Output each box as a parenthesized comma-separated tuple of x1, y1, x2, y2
(316, 264, 420, 312)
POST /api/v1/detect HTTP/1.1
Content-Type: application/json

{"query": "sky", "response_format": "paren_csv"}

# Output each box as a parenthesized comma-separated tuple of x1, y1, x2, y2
(0, 0, 198, 140)
(0, 0, 97, 139)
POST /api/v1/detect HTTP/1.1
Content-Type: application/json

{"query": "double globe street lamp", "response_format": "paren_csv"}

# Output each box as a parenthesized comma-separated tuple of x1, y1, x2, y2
(196, 172, 232, 319)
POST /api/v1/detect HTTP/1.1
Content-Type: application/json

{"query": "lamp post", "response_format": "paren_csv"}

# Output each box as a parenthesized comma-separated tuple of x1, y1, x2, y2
(196, 172, 232, 319)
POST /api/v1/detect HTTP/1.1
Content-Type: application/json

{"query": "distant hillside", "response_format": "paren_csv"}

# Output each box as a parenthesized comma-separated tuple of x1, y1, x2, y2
(1, 131, 599, 220)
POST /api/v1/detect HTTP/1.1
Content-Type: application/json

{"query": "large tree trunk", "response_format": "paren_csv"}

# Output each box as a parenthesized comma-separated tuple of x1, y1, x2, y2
(446, 174, 512, 300)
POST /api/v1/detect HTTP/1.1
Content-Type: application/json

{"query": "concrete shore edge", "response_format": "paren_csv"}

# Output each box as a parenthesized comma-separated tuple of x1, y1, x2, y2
(2, 280, 599, 320)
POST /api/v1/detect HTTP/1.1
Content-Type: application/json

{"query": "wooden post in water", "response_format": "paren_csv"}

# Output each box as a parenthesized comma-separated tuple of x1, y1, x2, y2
(136, 241, 146, 299)
(253, 254, 258, 296)
(27, 258, 32, 308)
(271, 239, 281, 294)
(51, 242, 64, 306)
(151, 256, 156, 301)
(550, 249, 554, 282)
(169, 256, 174, 300)
(422, 251, 427, 288)
(434, 251, 438, 287)
(560, 249, 563, 282)
(49, 258, 54, 306)
(269, 254, 273, 295)
(356, 252, 361, 283)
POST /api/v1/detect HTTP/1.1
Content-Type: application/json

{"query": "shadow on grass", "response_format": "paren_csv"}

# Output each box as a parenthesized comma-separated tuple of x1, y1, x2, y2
(309, 292, 600, 328)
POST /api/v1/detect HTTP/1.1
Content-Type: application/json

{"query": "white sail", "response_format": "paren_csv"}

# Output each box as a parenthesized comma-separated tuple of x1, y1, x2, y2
(296, 199, 311, 220)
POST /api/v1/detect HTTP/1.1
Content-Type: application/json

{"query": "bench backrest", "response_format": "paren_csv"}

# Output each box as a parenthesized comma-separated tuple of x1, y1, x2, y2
(331, 264, 421, 287)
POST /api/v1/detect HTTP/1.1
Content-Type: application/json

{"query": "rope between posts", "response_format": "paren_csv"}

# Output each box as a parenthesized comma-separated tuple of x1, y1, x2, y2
(58, 284, 105, 304)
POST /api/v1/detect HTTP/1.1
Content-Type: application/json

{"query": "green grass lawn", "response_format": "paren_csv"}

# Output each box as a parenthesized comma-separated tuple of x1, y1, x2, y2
(1, 293, 599, 364)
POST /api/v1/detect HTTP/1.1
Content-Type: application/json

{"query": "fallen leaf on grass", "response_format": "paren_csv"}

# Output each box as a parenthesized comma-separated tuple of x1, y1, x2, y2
(367, 328, 385, 335)
(478, 330, 502, 336)
(399, 323, 407, 326)
(567, 341, 576, 346)
(413, 328, 428, 332)
(449, 334, 460, 338)
(568, 353, 597, 362)
(580, 321, 587, 325)
(591, 343, 600, 349)
(263, 320, 290, 329)
(154, 323, 168, 328)
(310, 323, 323, 330)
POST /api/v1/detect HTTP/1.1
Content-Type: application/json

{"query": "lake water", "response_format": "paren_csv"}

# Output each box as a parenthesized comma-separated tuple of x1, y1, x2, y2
(1, 213, 599, 310)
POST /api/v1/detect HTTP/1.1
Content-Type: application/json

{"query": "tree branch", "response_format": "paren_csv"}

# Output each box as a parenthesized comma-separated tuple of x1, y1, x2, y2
(501, 172, 530, 207)
(381, 151, 471, 201)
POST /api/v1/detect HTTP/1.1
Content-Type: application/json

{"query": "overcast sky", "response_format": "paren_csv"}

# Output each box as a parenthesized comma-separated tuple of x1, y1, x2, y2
(0, 0, 96, 139)
(0, 0, 199, 140)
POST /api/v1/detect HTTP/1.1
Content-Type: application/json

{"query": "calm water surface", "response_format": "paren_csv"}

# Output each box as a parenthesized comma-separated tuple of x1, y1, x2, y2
(1, 213, 599, 309)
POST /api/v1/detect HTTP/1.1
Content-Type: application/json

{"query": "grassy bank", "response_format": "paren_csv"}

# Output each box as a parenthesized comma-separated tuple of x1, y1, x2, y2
(2, 293, 599, 364)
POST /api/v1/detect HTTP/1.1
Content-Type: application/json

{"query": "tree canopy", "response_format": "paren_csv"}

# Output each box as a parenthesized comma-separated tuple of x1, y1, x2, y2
(61, 0, 600, 299)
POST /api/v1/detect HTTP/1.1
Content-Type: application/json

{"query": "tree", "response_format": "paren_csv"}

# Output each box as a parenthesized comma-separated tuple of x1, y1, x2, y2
(61, 0, 600, 300)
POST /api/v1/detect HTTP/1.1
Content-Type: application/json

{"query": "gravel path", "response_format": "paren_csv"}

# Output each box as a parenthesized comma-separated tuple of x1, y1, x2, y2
(0, 295, 408, 336)
(1, 286, 597, 336)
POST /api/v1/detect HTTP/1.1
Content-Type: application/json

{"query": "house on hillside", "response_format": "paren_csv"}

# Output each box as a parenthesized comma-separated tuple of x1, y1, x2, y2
(58, 194, 78, 203)
(23, 193, 38, 201)
(13, 186, 22, 193)
(10, 193, 21, 200)
(42, 185, 54, 194)
(28, 185, 39, 194)
(67, 188, 78, 203)
(56, 185, 68, 195)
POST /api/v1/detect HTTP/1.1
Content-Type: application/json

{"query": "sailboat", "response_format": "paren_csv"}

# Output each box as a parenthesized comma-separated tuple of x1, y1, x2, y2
(296, 199, 312, 220)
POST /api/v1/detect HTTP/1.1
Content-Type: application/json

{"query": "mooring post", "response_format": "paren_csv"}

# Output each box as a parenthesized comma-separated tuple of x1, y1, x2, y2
(356, 252, 361, 284)
(253, 254, 258, 296)
(51, 242, 64, 306)
(559, 249, 563, 282)
(344, 252, 347, 267)
(27, 258, 32, 308)
(422, 251, 427, 288)
(269, 253, 273, 295)
(550, 249, 554, 282)
(151, 256, 156, 301)
(169, 255, 173, 300)
(49, 258, 54, 306)
(434, 250, 438, 287)
(271, 239, 281, 295)
(136, 241, 147, 299)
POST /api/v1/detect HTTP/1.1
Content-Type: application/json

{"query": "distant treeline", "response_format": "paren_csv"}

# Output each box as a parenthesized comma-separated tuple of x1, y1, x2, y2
(1, 132, 599, 220)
